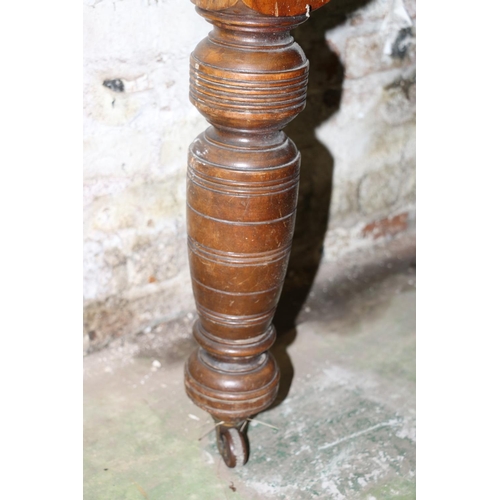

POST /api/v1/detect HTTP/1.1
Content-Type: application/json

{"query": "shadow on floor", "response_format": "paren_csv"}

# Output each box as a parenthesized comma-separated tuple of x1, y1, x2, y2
(271, 0, 383, 408)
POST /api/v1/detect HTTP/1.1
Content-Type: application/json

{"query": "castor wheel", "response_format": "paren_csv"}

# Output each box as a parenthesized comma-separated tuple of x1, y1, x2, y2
(216, 424, 249, 468)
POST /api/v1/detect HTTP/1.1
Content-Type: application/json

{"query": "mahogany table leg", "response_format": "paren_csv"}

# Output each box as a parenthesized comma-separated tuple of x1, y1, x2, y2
(184, 1, 309, 467)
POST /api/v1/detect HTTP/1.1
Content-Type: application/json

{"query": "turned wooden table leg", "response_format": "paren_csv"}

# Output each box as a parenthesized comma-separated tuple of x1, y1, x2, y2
(184, 0, 318, 467)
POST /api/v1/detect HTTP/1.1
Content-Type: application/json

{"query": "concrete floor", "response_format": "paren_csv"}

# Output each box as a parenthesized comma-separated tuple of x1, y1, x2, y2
(84, 240, 416, 500)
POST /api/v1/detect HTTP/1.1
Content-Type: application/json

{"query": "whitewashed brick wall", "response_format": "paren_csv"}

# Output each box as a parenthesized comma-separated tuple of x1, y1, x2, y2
(83, 0, 416, 352)
(318, 0, 416, 259)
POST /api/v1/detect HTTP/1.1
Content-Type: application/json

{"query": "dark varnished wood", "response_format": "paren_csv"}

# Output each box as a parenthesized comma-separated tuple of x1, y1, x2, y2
(184, 0, 326, 467)
(192, 0, 329, 16)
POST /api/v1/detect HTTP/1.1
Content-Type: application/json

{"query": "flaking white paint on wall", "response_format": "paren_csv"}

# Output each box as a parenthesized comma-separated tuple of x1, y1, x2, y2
(83, 0, 416, 350)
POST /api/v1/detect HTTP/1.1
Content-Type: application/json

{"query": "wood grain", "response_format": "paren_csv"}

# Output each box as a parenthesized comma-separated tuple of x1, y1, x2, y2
(191, 0, 238, 11)
(184, 0, 312, 467)
(242, 0, 330, 16)
(192, 0, 330, 16)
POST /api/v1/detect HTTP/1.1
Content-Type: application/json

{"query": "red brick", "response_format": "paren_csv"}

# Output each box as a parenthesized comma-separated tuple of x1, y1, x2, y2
(362, 212, 408, 239)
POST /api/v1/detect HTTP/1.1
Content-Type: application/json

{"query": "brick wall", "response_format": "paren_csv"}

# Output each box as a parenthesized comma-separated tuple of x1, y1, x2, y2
(316, 0, 416, 261)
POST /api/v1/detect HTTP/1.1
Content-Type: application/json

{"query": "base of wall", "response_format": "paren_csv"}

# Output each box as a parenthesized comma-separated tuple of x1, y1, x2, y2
(84, 226, 415, 356)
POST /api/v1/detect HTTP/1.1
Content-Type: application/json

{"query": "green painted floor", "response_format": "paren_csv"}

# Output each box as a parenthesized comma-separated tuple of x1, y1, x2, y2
(84, 256, 416, 500)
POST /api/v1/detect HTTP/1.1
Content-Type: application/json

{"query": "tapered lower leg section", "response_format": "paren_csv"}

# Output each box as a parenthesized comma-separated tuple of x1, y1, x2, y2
(184, 1, 309, 467)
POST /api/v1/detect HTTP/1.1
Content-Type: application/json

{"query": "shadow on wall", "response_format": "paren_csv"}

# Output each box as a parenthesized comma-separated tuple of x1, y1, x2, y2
(271, 0, 374, 407)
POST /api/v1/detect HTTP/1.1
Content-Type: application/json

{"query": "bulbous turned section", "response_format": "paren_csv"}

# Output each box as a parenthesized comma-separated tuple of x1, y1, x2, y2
(187, 128, 300, 340)
(190, 2, 308, 130)
(185, 334, 280, 422)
